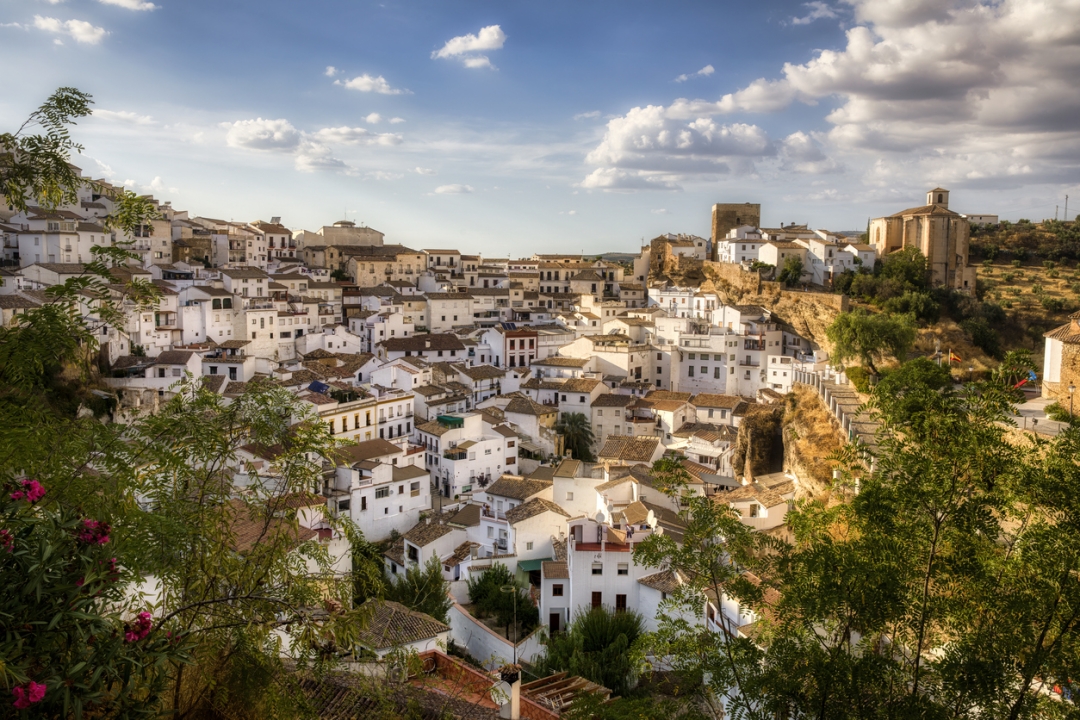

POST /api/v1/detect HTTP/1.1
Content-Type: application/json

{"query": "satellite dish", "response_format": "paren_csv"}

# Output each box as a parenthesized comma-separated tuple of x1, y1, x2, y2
(490, 680, 512, 705)
(595, 510, 607, 523)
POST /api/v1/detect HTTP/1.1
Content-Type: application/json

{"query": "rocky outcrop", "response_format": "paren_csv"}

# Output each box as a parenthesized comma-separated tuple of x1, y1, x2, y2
(781, 385, 847, 500)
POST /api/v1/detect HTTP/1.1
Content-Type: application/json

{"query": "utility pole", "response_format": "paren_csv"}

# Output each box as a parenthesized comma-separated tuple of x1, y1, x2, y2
(1066, 194, 1070, 222)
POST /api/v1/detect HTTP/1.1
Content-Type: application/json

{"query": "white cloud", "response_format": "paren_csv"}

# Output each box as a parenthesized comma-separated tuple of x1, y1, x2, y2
(433, 24, 505, 57)
(432, 24, 505, 69)
(41, 0, 65, 4)
(98, 0, 158, 10)
(434, 184, 474, 194)
(335, 74, 410, 95)
(94, 109, 155, 125)
(579, 168, 683, 192)
(1, 22, 29, 28)
(790, 1, 837, 25)
(463, 56, 495, 69)
(313, 126, 403, 146)
(325, 66, 337, 77)
(145, 176, 177, 194)
(225, 118, 302, 150)
(674, 64, 715, 83)
(89, 157, 115, 178)
(33, 15, 107, 44)
(366, 171, 403, 181)
(364, 113, 381, 124)
(574, 110, 601, 120)
(559, 210, 577, 215)
(414, 167, 436, 175)
(294, 141, 347, 173)
(651, 208, 670, 214)
(389, 117, 406, 124)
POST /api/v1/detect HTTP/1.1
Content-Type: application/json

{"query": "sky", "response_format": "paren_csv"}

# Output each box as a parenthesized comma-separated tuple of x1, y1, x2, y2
(2, 0, 1079, 256)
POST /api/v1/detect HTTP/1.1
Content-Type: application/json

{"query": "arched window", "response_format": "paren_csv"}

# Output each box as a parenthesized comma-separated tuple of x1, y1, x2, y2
(937, 194, 944, 203)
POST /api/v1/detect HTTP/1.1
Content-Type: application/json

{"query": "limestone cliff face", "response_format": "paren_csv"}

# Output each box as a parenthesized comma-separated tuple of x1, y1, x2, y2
(731, 405, 784, 478)
(699, 262, 848, 355)
(780, 386, 847, 500)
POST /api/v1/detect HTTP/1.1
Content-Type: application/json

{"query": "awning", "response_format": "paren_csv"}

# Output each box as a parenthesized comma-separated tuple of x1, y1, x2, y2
(517, 558, 551, 572)
(518, 441, 542, 453)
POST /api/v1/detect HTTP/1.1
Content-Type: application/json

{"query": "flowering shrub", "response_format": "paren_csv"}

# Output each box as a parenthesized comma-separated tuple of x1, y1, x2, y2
(12, 681, 46, 710)
(76, 518, 111, 545)
(8, 479, 45, 503)
(0, 480, 188, 717)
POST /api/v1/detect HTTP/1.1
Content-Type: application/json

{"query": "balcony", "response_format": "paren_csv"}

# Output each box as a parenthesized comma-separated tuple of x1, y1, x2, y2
(443, 448, 468, 461)
(481, 507, 507, 521)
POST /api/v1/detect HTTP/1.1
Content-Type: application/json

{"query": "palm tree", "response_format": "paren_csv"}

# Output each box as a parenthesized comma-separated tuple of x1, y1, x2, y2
(556, 412, 595, 462)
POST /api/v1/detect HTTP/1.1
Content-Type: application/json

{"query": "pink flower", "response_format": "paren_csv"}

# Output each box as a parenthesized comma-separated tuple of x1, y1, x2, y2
(22, 480, 45, 503)
(76, 519, 110, 546)
(9, 480, 45, 504)
(12, 681, 46, 709)
(0, 529, 12, 553)
(124, 611, 153, 643)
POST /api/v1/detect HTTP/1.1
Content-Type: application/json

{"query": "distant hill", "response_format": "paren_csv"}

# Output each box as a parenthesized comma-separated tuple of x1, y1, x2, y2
(598, 252, 637, 263)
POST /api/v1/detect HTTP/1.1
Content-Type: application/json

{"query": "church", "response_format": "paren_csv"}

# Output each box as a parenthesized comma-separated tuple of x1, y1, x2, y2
(868, 188, 977, 293)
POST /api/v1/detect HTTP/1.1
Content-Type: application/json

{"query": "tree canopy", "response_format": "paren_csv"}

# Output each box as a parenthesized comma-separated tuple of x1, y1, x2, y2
(826, 308, 916, 375)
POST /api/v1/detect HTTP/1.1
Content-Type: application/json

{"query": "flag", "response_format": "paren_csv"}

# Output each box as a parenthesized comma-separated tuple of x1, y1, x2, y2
(949, 352, 962, 364)
(1028, 370, 1038, 382)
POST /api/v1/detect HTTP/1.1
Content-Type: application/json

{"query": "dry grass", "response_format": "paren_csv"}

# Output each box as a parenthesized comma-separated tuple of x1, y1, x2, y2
(783, 386, 846, 498)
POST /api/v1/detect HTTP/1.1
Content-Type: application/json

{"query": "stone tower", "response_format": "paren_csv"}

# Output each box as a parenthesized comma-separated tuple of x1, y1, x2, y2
(711, 202, 762, 261)
(927, 188, 950, 208)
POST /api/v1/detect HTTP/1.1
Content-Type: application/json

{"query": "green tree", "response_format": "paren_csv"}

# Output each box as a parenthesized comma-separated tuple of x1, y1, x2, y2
(466, 563, 538, 638)
(878, 246, 929, 290)
(384, 557, 453, 623)
(556, 412, 596, 462)
(825, 309, 916, 374)
(993, 349, 1037, 389)
(534, 607, 647, 698)
(777, 255, 804, 287)
(632, 458, 772, 718)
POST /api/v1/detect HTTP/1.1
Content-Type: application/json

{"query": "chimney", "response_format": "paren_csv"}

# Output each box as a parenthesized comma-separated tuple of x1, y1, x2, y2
(498, 664, 521, 720)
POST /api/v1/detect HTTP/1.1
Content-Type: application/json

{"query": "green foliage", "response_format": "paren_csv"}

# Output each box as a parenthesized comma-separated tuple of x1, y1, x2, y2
(1041, 296, 1067, 312)
(832, 268, 856, 295)
(1045, 402, 1076, 423)
(0, 487, 188, 717)
(878, 245, 929, 290)
(535, 607, 646, 698)
(1013, 259, 1023, 268)
(826, 309, 916, 374)
(384, 557, 453, 623)
(562, 692, 708, 720)
(777, 255, 804, 287)
(961, 317, 1003, 358)
(872, 357, 955, 433)
(749, 260, 774, 273)
(330, 268, 350, 282)
(882, 290, 940, 323)
(845, 365, 871, 393)
(556, 412, 596, 462)
(643, 385, 1080, 719)
(466, 563, 538, 635)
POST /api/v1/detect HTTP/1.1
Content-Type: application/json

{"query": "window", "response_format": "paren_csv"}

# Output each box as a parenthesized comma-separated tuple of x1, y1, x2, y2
(375, 487, 390, 499)
(750, 503, 759, 517)
(566, 491, 574, 501)
(688, 353, 695, 360)
(526, 541, 533, 551)
(407, 545, 419, 562)
(487, 526, 494, 538)
(591, 592, 602, 608)
(552, 584, 564, 597)
(592, 563, 603, 575)
(617, 563, 629, 576)
(410, 481, 420, 497)
(337, 499, 350, 512)
(688, 367, 694, 377)
(657, 352, 662, 360)
(596, 409, 603, 416)
(615, 594, 627, 612)
(361, 496, 367, 511)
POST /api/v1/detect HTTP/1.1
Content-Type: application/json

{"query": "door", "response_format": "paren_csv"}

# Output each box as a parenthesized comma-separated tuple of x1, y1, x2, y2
(549, 613, 561, 634)
(615, 594, 627, 612)
(591, 592, 602, 609)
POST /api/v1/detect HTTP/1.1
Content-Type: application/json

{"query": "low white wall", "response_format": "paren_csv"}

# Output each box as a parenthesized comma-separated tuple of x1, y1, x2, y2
(447, 602, 545, 670)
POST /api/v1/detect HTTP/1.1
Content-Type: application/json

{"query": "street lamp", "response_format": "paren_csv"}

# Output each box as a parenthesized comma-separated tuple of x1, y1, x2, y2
(500, 584, 518, 663)
(968, 366, 974, 382)
(1070, 383, 1076, 418)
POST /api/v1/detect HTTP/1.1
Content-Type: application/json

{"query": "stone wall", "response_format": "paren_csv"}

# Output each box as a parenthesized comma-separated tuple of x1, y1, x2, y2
(710, 203, 761, 260)
(1043, 341, 1080, 402)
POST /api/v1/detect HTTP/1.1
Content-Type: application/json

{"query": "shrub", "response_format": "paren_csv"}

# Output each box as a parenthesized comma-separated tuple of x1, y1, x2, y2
(1031, 284, 1044, 295)
(1041, 296, 1067, 312)
(1071, 282, 1080, 295)
(1048, 269, 1060, 278)
(1012, 259, 1023, 268)
(1045, 402, 1076, 423)
(466, 563, 538, 635)
(1002, 272, 1015, 283)
(846, 366, 871, 393)
(533, 607, 645, 697)
(882, 291, 940, 323)
(1044, 260, 1057, 270)
(961, 318, 1003, 359)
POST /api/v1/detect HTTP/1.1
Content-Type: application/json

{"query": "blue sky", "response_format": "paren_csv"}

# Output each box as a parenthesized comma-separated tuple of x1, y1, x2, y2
(3, 0, 1079, 255)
